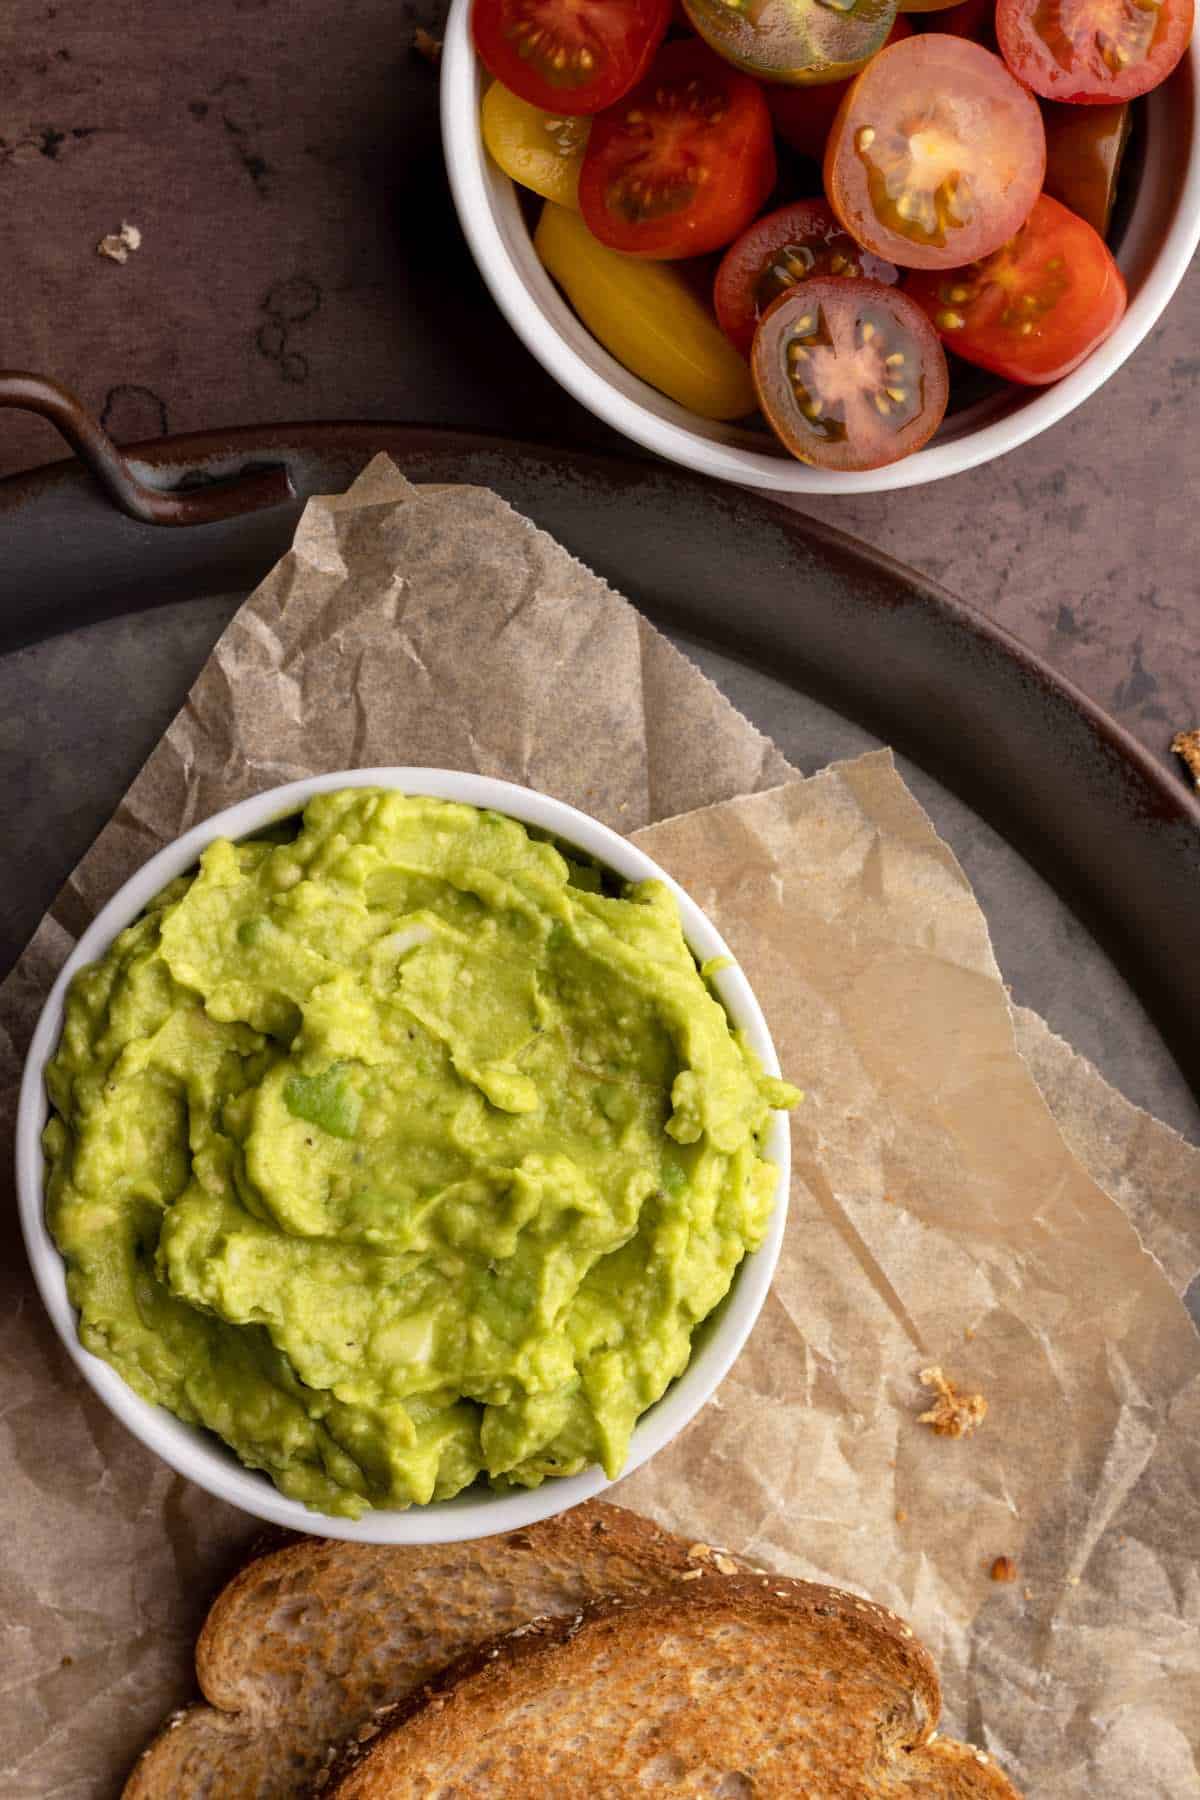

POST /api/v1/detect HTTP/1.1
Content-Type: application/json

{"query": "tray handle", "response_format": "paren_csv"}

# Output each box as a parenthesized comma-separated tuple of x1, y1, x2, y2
(0, 372, 293, 525)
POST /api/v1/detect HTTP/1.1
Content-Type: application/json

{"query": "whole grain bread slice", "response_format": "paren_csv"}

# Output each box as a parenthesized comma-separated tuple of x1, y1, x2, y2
(123, 1502, 749, 1799)
(321, 1575, 1022, 1799)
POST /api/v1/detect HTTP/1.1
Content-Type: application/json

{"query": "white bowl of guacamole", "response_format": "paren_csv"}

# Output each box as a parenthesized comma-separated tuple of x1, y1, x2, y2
(17, 771, 794, 1543)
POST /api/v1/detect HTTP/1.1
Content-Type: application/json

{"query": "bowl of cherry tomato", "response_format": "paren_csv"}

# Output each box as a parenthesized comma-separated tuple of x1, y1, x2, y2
(442, 0, 1199, 490)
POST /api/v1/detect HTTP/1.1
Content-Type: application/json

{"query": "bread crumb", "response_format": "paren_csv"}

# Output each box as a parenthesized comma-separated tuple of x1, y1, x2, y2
(679, 1567, 704, 1581)
(895, 1507, 908, 1525)
(687, 1543, 712, 1562)
(1023, 1587, 1035, 1600)
(990, 1556, 1018, 1583)
(413, 25, 442, 63)
(714, 1554, 738, 1576)
(1172, 728, 1200, 788)
(963, 1325, 977, 1342)
(918, 1365, 988, 1438)
(97, 221, 141, 264)
(1067, 1574, 1081, 1587)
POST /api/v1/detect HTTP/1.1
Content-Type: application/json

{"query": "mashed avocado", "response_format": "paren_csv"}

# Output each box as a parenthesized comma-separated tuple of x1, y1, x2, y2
(44, 791, 797, 1517)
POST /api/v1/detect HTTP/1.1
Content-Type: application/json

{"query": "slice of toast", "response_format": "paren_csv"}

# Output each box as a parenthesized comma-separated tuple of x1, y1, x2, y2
(123, 1502, 748, 1799)
(321, 1576, 1021, 1799)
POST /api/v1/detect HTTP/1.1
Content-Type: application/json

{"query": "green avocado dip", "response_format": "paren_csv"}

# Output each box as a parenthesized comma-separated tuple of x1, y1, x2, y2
(44, 790, 797, 1517)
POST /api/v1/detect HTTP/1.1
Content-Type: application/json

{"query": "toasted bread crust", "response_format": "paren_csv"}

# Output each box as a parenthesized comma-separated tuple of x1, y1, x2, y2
(123, 1502, 753, 1799)
(321, 1576, 954, 1798)
(321, 1577, 1022, 1800)
(124, 1510, 1021, 1800)
(193, 1502, 737, 1714)
(919, 1737, 1027, 1797)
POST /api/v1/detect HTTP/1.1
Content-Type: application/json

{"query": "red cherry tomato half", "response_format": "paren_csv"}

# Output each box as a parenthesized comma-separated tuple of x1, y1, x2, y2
(905, 192, 1127, 382)
(472, 0, 672, 114)
(824, 35, 1046, 269)
(752, 277, 948, 468)
(996, 0, 1193, 101)
(579, 39, 776, 257)
(714, 199, 900, 354)
(768, 16, 912, 162)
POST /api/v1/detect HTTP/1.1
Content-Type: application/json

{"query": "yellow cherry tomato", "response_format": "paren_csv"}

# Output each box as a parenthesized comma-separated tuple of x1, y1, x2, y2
(481, 80, 590, 210)
(534, 203, 756, 421)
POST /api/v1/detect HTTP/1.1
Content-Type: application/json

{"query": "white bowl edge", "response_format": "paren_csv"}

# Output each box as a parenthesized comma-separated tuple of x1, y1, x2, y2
(441, 8, 1200, 495)
(16, 769, 791, 1544)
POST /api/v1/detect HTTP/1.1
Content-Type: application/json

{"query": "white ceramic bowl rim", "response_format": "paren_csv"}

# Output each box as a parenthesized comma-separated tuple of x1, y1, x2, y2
(441, 6, 1200, 495)
(16, 769, 790, 1544)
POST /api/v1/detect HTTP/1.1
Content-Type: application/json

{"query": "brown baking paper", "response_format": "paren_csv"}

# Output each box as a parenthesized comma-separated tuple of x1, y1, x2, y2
(1, 458, 1198, 1799)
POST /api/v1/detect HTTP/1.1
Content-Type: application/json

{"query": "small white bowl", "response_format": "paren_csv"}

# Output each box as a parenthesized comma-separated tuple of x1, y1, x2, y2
(442, 7, 1200, 494)
(16, 770, 790, 1544)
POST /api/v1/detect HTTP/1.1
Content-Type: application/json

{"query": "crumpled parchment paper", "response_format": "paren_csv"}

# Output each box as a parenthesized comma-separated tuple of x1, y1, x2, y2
(0, 457, 1196, 1799)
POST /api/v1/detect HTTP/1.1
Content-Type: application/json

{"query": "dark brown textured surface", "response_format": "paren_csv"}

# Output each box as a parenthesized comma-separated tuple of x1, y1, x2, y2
(0, 0, 1197, 767)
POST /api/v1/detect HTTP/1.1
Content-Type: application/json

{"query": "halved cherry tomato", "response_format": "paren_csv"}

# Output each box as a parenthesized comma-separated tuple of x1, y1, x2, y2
(714, 199, 900, 353)
(825, 35, 1045, 269)
(768, 16, 912, 160)
(683, 0, 897, 84)
(1043, 100, 1130, 233)
(535, 201, 758, 415)
(472, 0, 671, 114)
(905, 192, 1127, 382)
(996, 0, 1193, 101)
(482, 79, 592, 207)
(579, 39, 776, 257)
(752, 277, 948, 467)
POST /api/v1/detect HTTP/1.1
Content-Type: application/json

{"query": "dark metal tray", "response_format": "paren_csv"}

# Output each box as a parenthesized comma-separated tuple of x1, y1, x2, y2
(3, 417, 1199, 1164)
